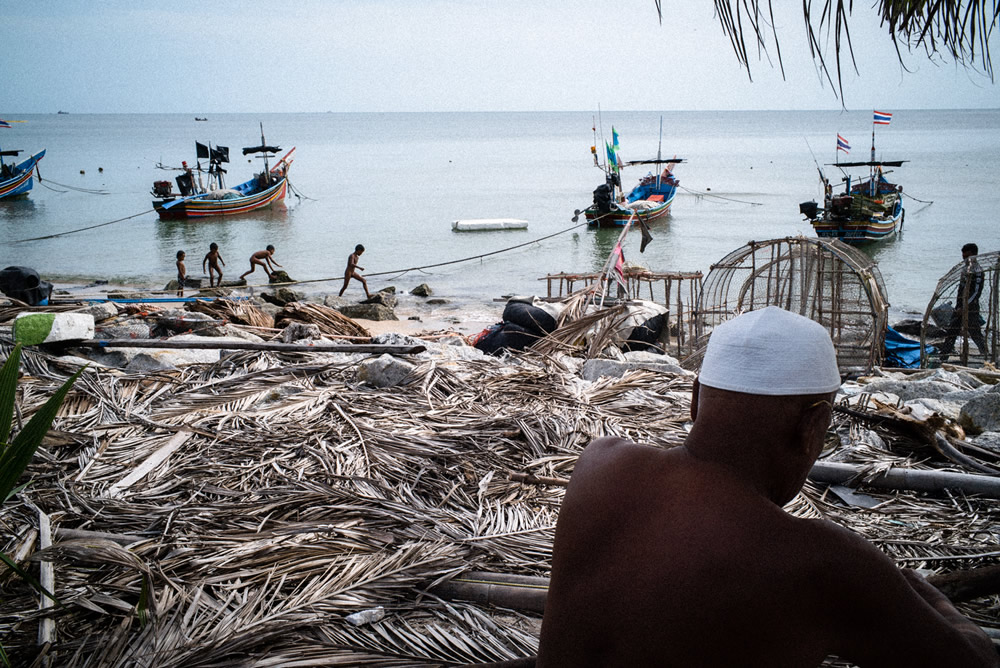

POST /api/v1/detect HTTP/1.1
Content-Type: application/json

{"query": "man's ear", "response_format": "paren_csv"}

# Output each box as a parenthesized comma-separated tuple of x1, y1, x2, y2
(796, 398, 833, 456)
(691, 378, 700, 422)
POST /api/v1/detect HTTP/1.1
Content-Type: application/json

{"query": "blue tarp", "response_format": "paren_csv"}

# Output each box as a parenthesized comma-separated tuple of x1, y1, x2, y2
(884, 326, 934, 369)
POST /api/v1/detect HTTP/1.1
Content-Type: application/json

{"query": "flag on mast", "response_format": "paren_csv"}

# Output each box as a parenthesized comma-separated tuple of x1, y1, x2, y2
(836, 134, 850, 154)
(873, 110, 893, 125)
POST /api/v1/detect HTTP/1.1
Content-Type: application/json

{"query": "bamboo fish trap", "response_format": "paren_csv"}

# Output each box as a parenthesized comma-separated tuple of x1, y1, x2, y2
(693, 237, 889, 376)
(920, 250, 999, 368)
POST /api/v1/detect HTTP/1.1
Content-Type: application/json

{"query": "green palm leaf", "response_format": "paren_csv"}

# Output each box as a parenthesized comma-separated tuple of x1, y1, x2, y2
(0, 363, 84, 499)
(0, 344, 22, 451)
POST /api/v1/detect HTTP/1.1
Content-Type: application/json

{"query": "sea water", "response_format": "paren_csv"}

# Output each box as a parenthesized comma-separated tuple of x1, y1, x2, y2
(1, 110, 997, 316)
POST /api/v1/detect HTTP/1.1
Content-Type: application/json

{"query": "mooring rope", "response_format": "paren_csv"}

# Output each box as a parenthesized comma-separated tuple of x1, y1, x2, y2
(37, 178, 110, 195)
(678, 184, 762, 206)
(902, 191, 934, 205)
(14, 209, 156, 243)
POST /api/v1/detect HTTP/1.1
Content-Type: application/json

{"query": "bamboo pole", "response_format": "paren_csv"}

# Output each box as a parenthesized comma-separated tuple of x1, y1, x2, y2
(72, 339, 426, 355)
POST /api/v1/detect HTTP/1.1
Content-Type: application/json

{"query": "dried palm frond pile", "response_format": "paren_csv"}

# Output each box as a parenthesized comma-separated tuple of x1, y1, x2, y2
(0, 340, 997, 666)
(275, 301, 371, 339)
(187, 298, 276, 330)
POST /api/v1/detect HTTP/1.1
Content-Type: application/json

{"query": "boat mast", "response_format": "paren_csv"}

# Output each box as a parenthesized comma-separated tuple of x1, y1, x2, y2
(655, 116, 663, 189)
(260, 122, 270, 176)
(869, 124, 877, 197)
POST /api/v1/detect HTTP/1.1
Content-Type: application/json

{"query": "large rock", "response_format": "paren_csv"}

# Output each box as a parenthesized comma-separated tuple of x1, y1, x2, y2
(339, 304, 398, 321)
(581, 358, 688, 382)
(269, 270, 295, 284)
(411, 283, 433, 297)
(261, 287, 303, 307)
(362, 289, 397, 309)
(357, 354, 415, 388)
(95, 322, 152, 340)
(862, 379, 962, 402)
(76, 301, 119, 322)
(282, 322, 322, 343)
(14, 313, 95, 345)
(959, 393, 1000, 435)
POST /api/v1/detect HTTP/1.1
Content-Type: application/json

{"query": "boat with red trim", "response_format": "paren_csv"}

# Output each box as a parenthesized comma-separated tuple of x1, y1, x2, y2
(152, 125, 293, 220)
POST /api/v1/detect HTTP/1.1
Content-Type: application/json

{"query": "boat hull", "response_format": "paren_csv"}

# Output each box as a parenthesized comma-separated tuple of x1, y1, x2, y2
(585, 197, 673, 228)
(154, 177, 288, 220)
(0, 150, 45, 200)
(810, 192, 903, 244)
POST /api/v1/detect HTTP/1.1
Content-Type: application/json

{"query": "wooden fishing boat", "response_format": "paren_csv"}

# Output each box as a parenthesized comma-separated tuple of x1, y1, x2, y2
(0, 149, 45, 200)
(152, 126, 294, 220)
(800, 114, 905, 244)
(583, 120, 684, 228)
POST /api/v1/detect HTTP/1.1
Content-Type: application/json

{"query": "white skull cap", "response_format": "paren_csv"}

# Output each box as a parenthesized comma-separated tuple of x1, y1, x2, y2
(699, 306, 842, 396)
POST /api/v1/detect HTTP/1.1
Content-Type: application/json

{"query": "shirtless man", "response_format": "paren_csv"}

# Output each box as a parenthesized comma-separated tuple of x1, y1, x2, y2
(202, 242, 226, 288)
(537, 306, 997, 667)
(239, 245, 282, 282)
(339, 244, 370, 299)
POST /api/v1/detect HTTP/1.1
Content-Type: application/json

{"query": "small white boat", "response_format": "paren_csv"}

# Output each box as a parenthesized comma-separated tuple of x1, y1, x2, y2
(452, 218, 528, 232)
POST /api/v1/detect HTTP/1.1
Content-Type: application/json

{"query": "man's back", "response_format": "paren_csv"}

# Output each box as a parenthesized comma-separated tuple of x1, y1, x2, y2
(538, 438, 835, 666)
(537, 436, 997, 667)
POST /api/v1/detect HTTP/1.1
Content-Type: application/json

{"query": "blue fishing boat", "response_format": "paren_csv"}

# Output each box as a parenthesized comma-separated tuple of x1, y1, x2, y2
(151, 125, 294, 220)
(800, 111, 905, 244)
(0, 149, 45, 200)
(582, 120, 684, 228)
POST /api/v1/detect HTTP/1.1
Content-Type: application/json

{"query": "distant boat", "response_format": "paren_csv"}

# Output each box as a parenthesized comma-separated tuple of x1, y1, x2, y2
(583, 119, 684, 228)
(452, 218, 528, 231)
(56, 111, 69, 115)
(0, 149, 45, 200)
(151, 125, 294, 220)
(195, 117, 208, 121)
(800, 113, 906, 244)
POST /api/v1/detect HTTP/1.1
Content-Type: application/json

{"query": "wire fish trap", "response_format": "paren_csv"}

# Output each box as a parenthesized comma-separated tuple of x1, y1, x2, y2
(921, 250, 998, 368)
(689, 236, 888, 376)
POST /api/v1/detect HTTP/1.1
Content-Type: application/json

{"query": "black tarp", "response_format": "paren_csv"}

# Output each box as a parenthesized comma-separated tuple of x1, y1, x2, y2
(0, 266, 53, 306)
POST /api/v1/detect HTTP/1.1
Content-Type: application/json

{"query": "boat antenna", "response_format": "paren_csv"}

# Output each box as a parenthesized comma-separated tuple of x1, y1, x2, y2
(804, 137, 827, 189)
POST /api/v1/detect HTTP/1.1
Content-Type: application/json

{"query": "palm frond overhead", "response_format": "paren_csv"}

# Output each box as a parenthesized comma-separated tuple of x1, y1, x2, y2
(654, 1, 997, 99)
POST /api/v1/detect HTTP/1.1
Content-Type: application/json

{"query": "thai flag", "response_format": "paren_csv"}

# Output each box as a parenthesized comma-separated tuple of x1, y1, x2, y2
(0, 119, 11, 129)
(873, 110, 893, 125)
(837, 134, 851, 154)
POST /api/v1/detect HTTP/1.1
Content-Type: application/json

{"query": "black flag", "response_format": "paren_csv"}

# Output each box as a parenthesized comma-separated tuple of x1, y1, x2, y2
(638, 215, 653, 253)
(195, 142, 210, 159)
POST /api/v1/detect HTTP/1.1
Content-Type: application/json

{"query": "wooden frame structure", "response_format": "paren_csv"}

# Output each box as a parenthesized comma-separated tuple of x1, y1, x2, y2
(541, 269, 703, 358)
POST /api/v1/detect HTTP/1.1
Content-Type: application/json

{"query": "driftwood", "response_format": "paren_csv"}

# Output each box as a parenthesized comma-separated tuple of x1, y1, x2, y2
(808, 461, 1000, 498)
(440, 564, 1000, 612)
(72, 339, 424, 354)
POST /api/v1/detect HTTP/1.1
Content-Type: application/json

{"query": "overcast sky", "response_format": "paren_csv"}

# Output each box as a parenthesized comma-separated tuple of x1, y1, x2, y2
(4, 1, 998, 113)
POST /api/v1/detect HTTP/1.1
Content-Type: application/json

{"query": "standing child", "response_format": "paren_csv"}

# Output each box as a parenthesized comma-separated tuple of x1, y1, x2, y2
(175, 250, 187, 297)
(339, 244, 370, 299)
(239, 244, 282, 282)
(203, 242, 226, 288)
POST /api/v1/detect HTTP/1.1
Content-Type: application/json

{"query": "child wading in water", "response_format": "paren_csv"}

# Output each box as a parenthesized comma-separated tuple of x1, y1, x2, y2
(175, 250, 186, 297)
(239, 245, 282, 282)
(339, 244, 370, 299)
(203, 242, 226, 287)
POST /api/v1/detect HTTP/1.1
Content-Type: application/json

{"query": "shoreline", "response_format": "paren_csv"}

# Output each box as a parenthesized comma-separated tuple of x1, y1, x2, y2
(47, 279, 505, 340)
